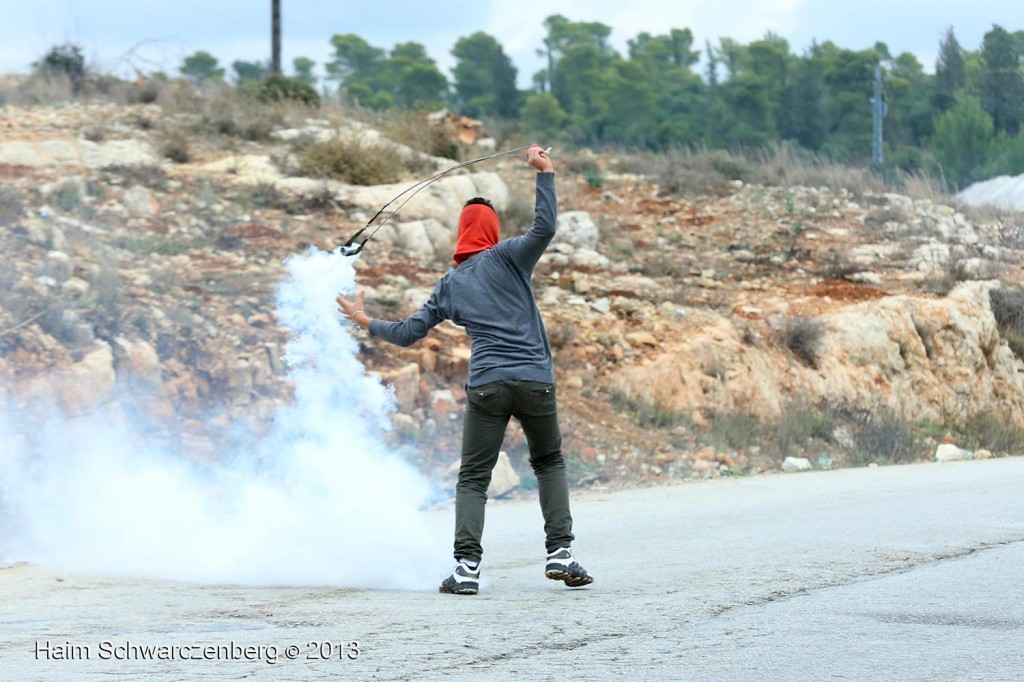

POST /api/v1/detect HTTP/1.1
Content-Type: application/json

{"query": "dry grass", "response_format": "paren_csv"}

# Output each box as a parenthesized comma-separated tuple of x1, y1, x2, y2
(155, 81, 293, 142)
(650, 148, 745, 197)
(0, 73, 75, 105)
(640, 143, 955, 204)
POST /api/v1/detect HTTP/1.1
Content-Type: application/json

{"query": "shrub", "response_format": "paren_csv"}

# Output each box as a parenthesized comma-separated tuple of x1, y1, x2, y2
(104, 164, 167, 189)
(256, 74, 320, 107)
(653, 149, 735, 197)
(782, 316, 825, 368)
(960, 411, 1024, 455)
(922, 257, 970, 296)
(608, 388, 684, 428)
(703, 401, 834, 458)
(34, 44, 86, 93)
(706, 412, 760, 450)
(990, 287, 1024, 357)
(51, 180, 83, 213)
(199, 86, 284, 141)
(0, 186, 23, 226)
(501, 185, 536, 235)
(245, 182, 284, 208)
(546, 319, 578, 350)
(296, 137, 407, 185)
(161, 129, 192, 163)
(846, 409, 917, 465)
(372, 109, 461, 160)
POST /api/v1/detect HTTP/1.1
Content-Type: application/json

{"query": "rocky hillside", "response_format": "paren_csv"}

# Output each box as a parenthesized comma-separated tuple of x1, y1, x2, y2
(2, 101, 1024, 489)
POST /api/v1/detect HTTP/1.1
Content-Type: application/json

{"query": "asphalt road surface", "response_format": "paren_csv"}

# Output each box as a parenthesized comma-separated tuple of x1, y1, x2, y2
(2, 457, 1023, 681)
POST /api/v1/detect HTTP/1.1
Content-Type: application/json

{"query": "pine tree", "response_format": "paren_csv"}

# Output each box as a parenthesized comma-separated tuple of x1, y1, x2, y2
(933, 27, 965, 113)
(979, 25, 1024, 134)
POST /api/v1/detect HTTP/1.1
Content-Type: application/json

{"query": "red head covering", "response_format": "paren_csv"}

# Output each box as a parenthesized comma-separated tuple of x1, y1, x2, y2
(453, 203, 500, 264)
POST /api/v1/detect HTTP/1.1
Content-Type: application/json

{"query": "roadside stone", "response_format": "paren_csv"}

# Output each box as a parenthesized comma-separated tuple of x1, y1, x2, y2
(782, 456, 812, 472)
(934, 443, 965, 462)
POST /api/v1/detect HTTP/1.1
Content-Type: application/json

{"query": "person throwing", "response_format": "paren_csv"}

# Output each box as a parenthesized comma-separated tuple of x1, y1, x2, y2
(336, 144, 593, 595)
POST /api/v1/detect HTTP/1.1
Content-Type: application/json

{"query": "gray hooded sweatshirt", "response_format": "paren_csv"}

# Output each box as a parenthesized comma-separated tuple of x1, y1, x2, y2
(368, 172, 556, 388)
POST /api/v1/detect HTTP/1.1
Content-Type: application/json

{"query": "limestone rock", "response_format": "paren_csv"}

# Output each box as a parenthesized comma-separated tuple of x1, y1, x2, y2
(555, 211, 599, 250)
(383, 363, 421, 412)
(488, 452, 520, 497)
(200, 154, 283, 184)
(0, 138, 157, 168)
(394, 219, 451, 261)
(52, 343, 117, 416)
(123, 185, 159, 218)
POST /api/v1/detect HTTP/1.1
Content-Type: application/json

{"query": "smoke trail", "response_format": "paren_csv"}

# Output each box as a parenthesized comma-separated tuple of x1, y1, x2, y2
(0, 248, 449, 588)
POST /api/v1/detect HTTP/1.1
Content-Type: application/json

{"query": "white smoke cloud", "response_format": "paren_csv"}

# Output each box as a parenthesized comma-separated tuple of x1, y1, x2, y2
(0, 247, 450, 589)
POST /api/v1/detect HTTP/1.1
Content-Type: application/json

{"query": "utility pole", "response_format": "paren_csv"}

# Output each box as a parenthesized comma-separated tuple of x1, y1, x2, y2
(871, 64, 886, 165)
(271, 0, 281, 75)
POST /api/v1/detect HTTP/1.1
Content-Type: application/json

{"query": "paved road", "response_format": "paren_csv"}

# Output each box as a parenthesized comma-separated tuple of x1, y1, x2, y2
(2, 458, 1023, 681)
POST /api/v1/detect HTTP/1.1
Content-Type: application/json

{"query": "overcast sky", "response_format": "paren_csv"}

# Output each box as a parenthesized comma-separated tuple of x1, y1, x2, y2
(2, 1, 1023, 87)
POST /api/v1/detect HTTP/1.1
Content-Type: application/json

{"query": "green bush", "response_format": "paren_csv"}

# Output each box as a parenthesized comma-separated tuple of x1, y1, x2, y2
(257, 74, 320, 107)
(34, 43, 86, 93)
(296, 137, 407, 185)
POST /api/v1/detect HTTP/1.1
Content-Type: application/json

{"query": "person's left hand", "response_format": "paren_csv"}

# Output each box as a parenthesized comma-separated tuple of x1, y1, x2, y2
(336, 290, 365, 318)
(527, 143, 554, 173)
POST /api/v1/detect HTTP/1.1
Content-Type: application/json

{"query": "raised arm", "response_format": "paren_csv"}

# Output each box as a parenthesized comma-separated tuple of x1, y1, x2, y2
(503, 144, 557, 271)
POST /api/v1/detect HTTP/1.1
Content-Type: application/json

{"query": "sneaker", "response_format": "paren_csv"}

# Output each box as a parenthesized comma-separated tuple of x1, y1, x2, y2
(439, 560, 480, 595)
(545, 547, 594, 587)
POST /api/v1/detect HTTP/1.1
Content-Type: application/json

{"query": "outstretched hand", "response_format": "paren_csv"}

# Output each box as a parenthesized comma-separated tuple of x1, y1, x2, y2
(336, 290, 365, 319)
(527, 144, 554, 173)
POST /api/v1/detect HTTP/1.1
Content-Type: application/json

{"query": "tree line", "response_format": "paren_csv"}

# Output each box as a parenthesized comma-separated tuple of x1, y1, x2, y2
(175, 16, 1024, 188)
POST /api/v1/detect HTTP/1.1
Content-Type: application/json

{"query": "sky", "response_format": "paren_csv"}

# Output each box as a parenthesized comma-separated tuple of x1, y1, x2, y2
(2, 0, 1023, 87)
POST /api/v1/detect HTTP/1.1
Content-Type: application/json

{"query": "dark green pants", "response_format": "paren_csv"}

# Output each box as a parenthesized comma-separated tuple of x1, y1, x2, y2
(454, 380, 574, 562)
